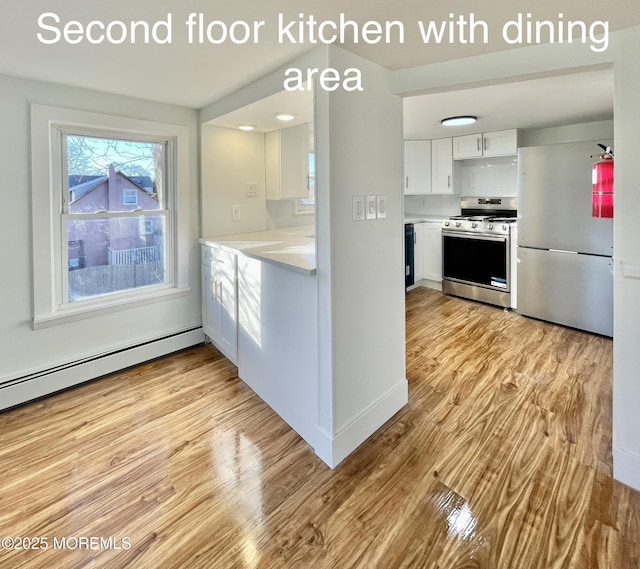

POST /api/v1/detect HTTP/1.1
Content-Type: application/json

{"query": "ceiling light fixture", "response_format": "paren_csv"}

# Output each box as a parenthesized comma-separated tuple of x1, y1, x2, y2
(236, 124, 255, 131)
(274, 113, 297, 121)
(441, 115, 477, 127)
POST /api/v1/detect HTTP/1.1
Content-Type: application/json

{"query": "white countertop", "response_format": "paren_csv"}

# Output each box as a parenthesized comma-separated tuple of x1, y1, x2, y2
(404, 214, 445, 224)
(199, 225, 316, 275)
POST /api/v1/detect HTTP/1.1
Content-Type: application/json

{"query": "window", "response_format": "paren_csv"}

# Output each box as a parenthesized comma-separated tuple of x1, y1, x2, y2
(62, 133, 166, 302)
(31, 105, 190, 328)
(295, 152, 316, 215)
(122, 189, 138, 206)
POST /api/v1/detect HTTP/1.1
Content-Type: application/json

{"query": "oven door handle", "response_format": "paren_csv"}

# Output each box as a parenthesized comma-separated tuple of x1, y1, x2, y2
(442, 230, 508, 243)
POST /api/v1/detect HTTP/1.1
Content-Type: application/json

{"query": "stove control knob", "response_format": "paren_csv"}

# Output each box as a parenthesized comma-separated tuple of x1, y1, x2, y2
(444, 220, 450, 227)
(488, 223, 494, 230)
(471, 222, 478, 228)
(502, 224, 508, 230)
(455, 221, 461, 227)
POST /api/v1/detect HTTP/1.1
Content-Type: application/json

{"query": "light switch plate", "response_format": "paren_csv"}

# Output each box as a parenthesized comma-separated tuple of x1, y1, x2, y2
(376, 195, 387, 219)
(246, 183, 258, 197)
(232, 205, 241, 221)
(366, 195, 377, 220)
(352, 195, 365, 221)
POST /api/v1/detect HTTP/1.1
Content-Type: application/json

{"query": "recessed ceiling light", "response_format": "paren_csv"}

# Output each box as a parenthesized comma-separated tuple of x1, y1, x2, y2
(275, 113, 297, 121)
(441, 115, 477, 126)
(236, 124, 255, 131)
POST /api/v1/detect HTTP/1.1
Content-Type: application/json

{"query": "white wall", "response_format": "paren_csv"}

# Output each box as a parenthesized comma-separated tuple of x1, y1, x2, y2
(520, 120, 614, 146)
(201, 126, 267, 237)
(611, 26, 640, 491)
(200, 47, 408, 467)
(315, 47, 408, 465)
(0, 75, 201, 390)
(389, 27, 640, 491)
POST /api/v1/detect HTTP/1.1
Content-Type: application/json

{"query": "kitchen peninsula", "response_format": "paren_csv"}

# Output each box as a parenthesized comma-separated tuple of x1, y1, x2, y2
(199, 225, 319, 451)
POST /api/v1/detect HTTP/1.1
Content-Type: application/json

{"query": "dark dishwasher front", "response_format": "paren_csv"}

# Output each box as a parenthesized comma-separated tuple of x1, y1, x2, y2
(405, 223, 414, 288)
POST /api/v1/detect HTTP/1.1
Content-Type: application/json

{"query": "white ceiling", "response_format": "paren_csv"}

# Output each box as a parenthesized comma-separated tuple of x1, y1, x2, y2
(1, 1, 638, 110)
(204, 88, 314, 132)
(403, 68, 614, 139)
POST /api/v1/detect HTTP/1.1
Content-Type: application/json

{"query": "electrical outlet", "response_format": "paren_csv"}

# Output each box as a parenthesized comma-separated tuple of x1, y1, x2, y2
(232, 205, 241, 221)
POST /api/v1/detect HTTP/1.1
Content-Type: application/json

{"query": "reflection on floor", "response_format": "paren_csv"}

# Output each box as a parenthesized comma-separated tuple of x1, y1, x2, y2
(1, 287, 638, 568)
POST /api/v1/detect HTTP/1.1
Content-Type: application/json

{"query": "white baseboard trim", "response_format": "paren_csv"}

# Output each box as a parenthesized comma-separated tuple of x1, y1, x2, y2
(0, 327, 204, 412)
(314, 379, 409, 468)
(613, 447, 640, 492)
(407, 280, 443, 293)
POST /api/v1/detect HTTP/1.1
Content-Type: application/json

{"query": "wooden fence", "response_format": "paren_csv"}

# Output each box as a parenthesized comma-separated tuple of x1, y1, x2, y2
(68, 261, 165, 300)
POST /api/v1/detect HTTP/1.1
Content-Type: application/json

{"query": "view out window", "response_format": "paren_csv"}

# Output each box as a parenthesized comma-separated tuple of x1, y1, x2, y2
(63, 134, 169, 302)
(295, 152, 315, 214)
(31, 105, 190, 328)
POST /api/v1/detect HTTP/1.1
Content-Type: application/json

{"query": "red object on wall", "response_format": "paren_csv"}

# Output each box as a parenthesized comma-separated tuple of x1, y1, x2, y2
(592, 158, 614, 218)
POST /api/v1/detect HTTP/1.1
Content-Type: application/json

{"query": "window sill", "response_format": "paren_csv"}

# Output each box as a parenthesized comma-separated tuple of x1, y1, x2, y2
(32, 285, 191, 330)
(293, 208, 315, 216)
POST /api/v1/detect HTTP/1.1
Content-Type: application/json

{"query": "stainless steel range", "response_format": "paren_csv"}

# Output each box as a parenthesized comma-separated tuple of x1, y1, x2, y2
(442, 196, 517, 308)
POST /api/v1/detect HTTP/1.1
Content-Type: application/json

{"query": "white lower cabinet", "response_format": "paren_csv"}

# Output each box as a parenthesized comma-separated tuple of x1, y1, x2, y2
(422, 223, 443, 282)
(413, 222, 442, 285)
(201, 245, 238, 364)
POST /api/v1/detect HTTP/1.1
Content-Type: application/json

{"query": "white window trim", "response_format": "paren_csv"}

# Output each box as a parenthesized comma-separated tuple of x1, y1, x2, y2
(31, 104, 191, 329)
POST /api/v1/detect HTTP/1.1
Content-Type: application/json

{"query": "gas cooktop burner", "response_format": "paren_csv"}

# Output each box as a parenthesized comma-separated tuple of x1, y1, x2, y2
(442, 215, 516, 235)
(486, 216, 517, 223)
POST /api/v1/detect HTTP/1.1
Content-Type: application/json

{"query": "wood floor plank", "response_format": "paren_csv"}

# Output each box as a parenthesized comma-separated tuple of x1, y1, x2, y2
(0, 287, 637, 569)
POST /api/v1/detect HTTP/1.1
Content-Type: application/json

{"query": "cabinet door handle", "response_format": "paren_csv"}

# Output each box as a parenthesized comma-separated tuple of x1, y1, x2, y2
(211, 279, 217, 300)
(405, 176, 409, 189)
(483, 137, 487, 152)
(218, 282, 223, 303)
(477, 137, 480, 152)
(447, 175, 451, 188)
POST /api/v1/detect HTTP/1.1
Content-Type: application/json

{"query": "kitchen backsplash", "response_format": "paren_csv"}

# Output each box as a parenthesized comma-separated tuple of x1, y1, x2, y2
(455, 155, 518, 197)
(267, 199, 315, 229)
(404, 194, 461, 217)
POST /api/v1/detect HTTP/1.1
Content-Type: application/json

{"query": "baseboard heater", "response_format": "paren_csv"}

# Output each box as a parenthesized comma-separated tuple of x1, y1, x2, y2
(0, 326, 204, 412)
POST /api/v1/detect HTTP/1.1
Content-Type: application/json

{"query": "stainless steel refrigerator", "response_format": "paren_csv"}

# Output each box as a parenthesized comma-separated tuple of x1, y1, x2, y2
(517, 140, 613, 337)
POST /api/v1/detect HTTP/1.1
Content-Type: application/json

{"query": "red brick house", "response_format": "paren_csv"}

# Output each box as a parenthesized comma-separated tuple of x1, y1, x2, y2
(67, 164, 162, 270)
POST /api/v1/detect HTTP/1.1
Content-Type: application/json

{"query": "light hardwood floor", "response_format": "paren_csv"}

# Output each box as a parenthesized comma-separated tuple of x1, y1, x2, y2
(1, 287, 638, 568)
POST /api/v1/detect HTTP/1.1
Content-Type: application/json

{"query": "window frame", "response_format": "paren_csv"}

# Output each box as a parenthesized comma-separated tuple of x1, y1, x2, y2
(122, 188, 139, 206)
(294, 151, 315, 215)
(31, 105, 191, 329)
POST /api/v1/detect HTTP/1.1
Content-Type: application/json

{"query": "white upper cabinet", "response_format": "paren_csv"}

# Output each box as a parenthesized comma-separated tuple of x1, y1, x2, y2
(404, 137, 455, 195)
(483, 129, 518, 157)
(431, 137, 454, 194)
(266, 123, 310, 200)
(453, 129, 518, 159)
(453, 134, 483, 159)
(404, 140, 431, 195)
